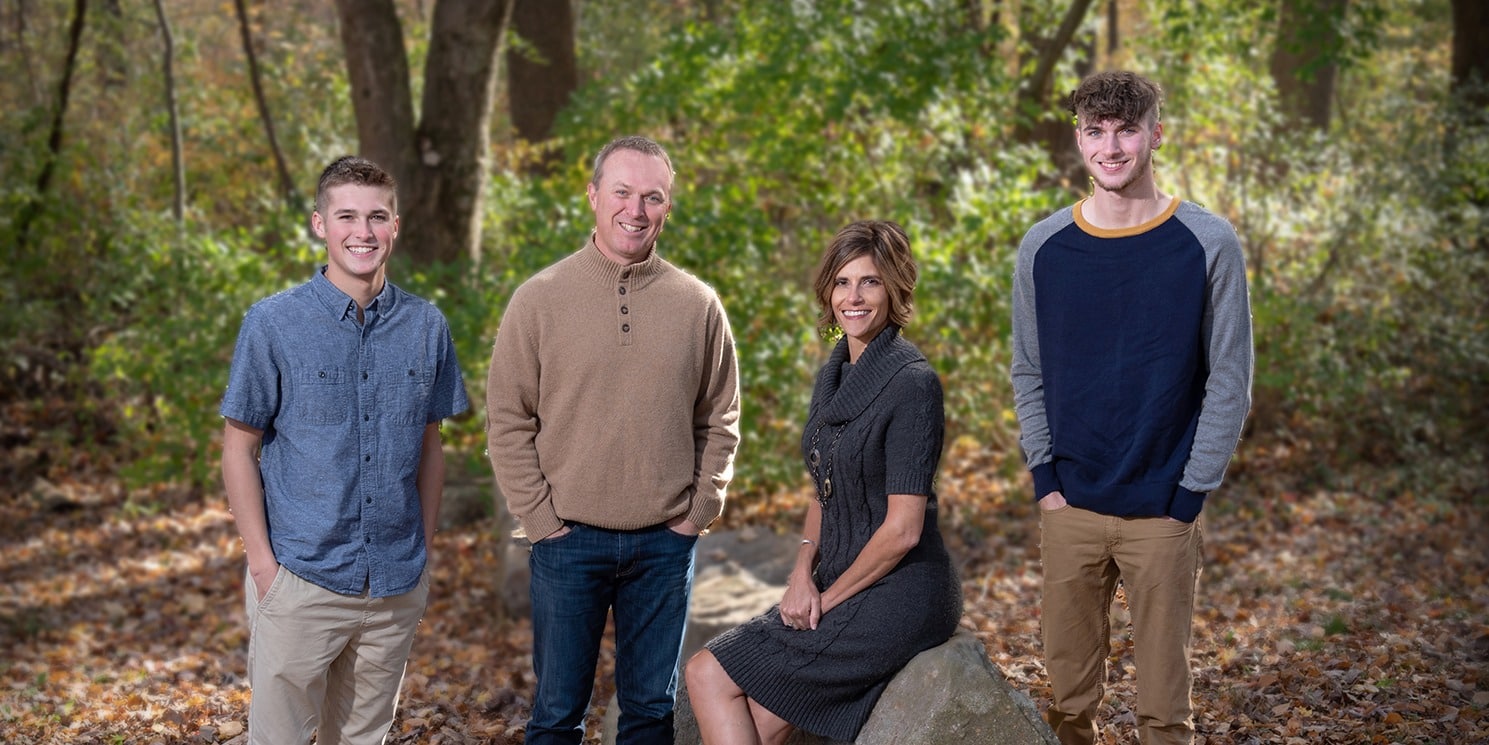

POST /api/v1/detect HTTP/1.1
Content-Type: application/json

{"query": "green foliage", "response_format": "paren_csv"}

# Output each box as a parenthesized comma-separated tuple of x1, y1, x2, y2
(3, 0, 1482, 509)
(88, 212, 317, 487)
(481, 0, 1062, 496)
(1149, 0, 1488, 498)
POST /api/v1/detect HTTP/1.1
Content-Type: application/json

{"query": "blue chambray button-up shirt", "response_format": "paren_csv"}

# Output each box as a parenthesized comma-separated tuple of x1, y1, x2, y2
(220, 268, 469, 597)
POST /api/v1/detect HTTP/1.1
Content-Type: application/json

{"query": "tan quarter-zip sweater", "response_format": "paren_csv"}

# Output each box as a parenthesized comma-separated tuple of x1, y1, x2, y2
(485, 238, 741, 540)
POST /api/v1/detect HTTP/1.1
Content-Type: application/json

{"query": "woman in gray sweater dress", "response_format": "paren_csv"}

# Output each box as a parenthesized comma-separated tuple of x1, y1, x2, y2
(684, 221, 963, 743)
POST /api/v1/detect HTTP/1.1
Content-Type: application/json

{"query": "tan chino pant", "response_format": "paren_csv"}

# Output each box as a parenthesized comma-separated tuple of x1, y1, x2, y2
(1039, 505, 1203, 745)
(244, 566, 429, 745)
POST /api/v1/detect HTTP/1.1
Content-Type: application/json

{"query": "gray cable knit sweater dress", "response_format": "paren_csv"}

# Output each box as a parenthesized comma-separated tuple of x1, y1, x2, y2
(705, 326, 963, 740)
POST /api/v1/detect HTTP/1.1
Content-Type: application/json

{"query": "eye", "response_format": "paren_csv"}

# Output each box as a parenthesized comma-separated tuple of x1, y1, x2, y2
(834, 277, 850, 286)
(645, 195, 664, 205)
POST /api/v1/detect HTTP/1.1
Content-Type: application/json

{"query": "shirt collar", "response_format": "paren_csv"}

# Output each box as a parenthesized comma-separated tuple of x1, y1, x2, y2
(309, 266, 398, 321)
(577, 235, 666, 287)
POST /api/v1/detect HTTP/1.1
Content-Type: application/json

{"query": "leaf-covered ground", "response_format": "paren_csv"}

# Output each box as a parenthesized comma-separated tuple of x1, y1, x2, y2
(1, 440, 1485, 744)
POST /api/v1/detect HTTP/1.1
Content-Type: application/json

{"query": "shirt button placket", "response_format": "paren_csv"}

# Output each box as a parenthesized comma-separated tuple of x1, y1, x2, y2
(618, 271, 632, 345)
(359, 338, 376, 566)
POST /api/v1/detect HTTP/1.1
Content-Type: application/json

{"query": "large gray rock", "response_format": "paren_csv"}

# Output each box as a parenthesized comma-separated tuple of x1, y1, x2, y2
(671, 628, 1057, 745)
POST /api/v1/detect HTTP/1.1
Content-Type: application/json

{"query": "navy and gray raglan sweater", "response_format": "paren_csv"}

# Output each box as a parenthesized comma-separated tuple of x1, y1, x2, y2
(1010, 197, 1253, 522)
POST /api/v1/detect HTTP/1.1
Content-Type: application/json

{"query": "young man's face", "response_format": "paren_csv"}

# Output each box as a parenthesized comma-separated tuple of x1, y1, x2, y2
(312, 183, 398, 288)
(1076, 114, 1162, 195)
(587, 149, 672, 266)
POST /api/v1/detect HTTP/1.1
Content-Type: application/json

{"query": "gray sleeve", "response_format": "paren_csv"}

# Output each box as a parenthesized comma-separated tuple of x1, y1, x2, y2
(1177, 204, 1254, 492)
(1009, 209, 1072, 473)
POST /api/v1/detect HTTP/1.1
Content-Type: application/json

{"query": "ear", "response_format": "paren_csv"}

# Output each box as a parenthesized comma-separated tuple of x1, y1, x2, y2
(311, 211, 327, 240)
(586, 181, 599, 211)
(1152, 121, 1164, 150)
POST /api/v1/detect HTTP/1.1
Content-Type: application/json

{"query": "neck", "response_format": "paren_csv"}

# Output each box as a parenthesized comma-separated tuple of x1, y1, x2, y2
(1085, 182, 1171, 230)
(846, 337, 866, 364)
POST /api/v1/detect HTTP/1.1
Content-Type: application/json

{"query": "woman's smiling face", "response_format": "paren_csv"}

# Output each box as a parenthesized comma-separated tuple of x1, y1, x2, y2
(832, 253, 890, 361)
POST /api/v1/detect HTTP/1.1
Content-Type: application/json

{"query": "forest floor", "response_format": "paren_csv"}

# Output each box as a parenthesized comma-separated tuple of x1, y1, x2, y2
(1, 439, 1485, 744)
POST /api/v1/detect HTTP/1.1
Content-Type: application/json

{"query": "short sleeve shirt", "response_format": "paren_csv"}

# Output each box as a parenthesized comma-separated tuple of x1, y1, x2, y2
(220, 268, 469, 597)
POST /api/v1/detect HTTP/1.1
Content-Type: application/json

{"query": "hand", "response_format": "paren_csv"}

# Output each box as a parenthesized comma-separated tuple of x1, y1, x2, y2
(248, 559, 279, 603)
(779, 577, 822, 631)
(540, 525, 572, 542)
(665, 515, 701, 536)
(1038, 490, 1068, 511)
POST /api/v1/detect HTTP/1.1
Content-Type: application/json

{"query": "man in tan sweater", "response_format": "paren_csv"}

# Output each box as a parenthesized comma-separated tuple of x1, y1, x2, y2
(485, 135, 741, 745)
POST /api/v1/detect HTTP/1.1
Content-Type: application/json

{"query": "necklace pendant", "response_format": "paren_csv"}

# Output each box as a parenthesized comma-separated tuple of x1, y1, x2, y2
(822, 477, 832, 499)
(809, 448, 821, 468)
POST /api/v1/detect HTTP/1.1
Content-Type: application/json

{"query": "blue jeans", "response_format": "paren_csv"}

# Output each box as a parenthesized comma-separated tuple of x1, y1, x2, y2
(526, 522, 698, 745)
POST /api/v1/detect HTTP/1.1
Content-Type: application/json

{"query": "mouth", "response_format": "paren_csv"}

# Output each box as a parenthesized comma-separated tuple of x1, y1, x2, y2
(840, 309, 871, 321)
(620, 222, 648, 234)
(346, 244, 378, 255)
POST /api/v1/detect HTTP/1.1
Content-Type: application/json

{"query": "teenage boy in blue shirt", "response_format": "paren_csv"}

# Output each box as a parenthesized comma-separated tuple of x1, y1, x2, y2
(221, 156, 469, 745)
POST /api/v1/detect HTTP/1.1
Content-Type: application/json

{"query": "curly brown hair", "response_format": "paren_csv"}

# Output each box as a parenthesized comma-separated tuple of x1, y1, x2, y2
(1066, 71, 1163, 127)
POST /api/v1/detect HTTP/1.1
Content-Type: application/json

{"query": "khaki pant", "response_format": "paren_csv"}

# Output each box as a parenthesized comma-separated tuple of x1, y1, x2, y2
(244, 566, 429, 745)
(1039, 506, 1203, 745)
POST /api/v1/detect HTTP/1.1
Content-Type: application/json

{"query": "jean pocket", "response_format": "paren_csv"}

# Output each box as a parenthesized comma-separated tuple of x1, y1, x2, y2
(661, 526, 700, 547)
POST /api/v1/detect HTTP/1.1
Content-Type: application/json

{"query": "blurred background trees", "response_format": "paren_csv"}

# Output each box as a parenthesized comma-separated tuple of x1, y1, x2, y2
(1, 0, 1483, 509)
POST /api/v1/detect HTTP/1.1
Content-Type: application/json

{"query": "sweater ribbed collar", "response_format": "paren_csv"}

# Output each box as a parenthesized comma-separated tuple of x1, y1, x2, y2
(809, 326, 926, 426)
(574, 235, 668, 289)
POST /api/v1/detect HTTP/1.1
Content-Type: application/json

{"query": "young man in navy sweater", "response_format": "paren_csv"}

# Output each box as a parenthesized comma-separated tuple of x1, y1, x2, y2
(1011, 71, 1253, 745)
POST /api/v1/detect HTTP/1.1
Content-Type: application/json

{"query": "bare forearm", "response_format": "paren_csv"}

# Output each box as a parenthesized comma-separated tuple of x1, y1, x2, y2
(221, 421, 273, 567)
(418, 423, 444, 548)
(819, 495, 924, 615)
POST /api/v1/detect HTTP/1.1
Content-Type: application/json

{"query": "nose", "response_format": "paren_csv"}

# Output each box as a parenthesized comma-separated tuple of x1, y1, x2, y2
(626, 195, 647, 217)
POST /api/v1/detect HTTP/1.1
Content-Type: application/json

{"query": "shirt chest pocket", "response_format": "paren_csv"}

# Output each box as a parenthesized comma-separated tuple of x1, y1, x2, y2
(382, 364, 434, 426)
(294, 366, 353, 425)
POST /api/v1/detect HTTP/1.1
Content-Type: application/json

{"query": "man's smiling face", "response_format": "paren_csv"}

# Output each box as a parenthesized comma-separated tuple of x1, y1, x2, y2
(312, 183, 398, 288)
(587, 148, 672, 266)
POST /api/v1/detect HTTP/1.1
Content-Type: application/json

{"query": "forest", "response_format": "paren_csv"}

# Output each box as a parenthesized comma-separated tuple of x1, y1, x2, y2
(1, 0, 1485, 743)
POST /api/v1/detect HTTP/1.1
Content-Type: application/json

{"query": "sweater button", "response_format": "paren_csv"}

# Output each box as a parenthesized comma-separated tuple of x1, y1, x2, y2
(621, 323, 630, 333)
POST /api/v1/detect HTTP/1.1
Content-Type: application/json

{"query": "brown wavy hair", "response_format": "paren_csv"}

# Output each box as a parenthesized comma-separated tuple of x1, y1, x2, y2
(812, 220, 918, 335)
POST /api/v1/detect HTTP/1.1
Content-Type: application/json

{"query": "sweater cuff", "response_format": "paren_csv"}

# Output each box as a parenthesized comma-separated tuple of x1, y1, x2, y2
(687, 490, 725, 533)
(1170, 486, 1207, 523)
(1030, 462, 1061, 502)
(517, 504, 564, 543)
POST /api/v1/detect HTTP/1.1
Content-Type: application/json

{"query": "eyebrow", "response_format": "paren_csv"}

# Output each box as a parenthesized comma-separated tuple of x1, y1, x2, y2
(615, 180, 668, 196)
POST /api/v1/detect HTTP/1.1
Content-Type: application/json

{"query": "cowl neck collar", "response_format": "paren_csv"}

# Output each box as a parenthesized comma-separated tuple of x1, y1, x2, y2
(808, 326, 925, 426)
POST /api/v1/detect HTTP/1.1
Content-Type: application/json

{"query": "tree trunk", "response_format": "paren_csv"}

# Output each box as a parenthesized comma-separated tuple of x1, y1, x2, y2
(233, 0, 299, 210)
(1449, 0, 1489, 214)
(407, 0, 511, 264)
(334, 0, 417, 187)
(336, 0, 511, 265)
(507, 0, 577, 175)
(1269, 0, 1348, 131)
(1451, 0, 1489, 115)
(1015, 0, 1097, 188)
(152, 0, 185, 224)
(16, 0, 86, 254)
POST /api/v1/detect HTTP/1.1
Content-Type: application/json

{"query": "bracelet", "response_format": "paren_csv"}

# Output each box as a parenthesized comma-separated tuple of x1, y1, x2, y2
(800, 538, 817, 547)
